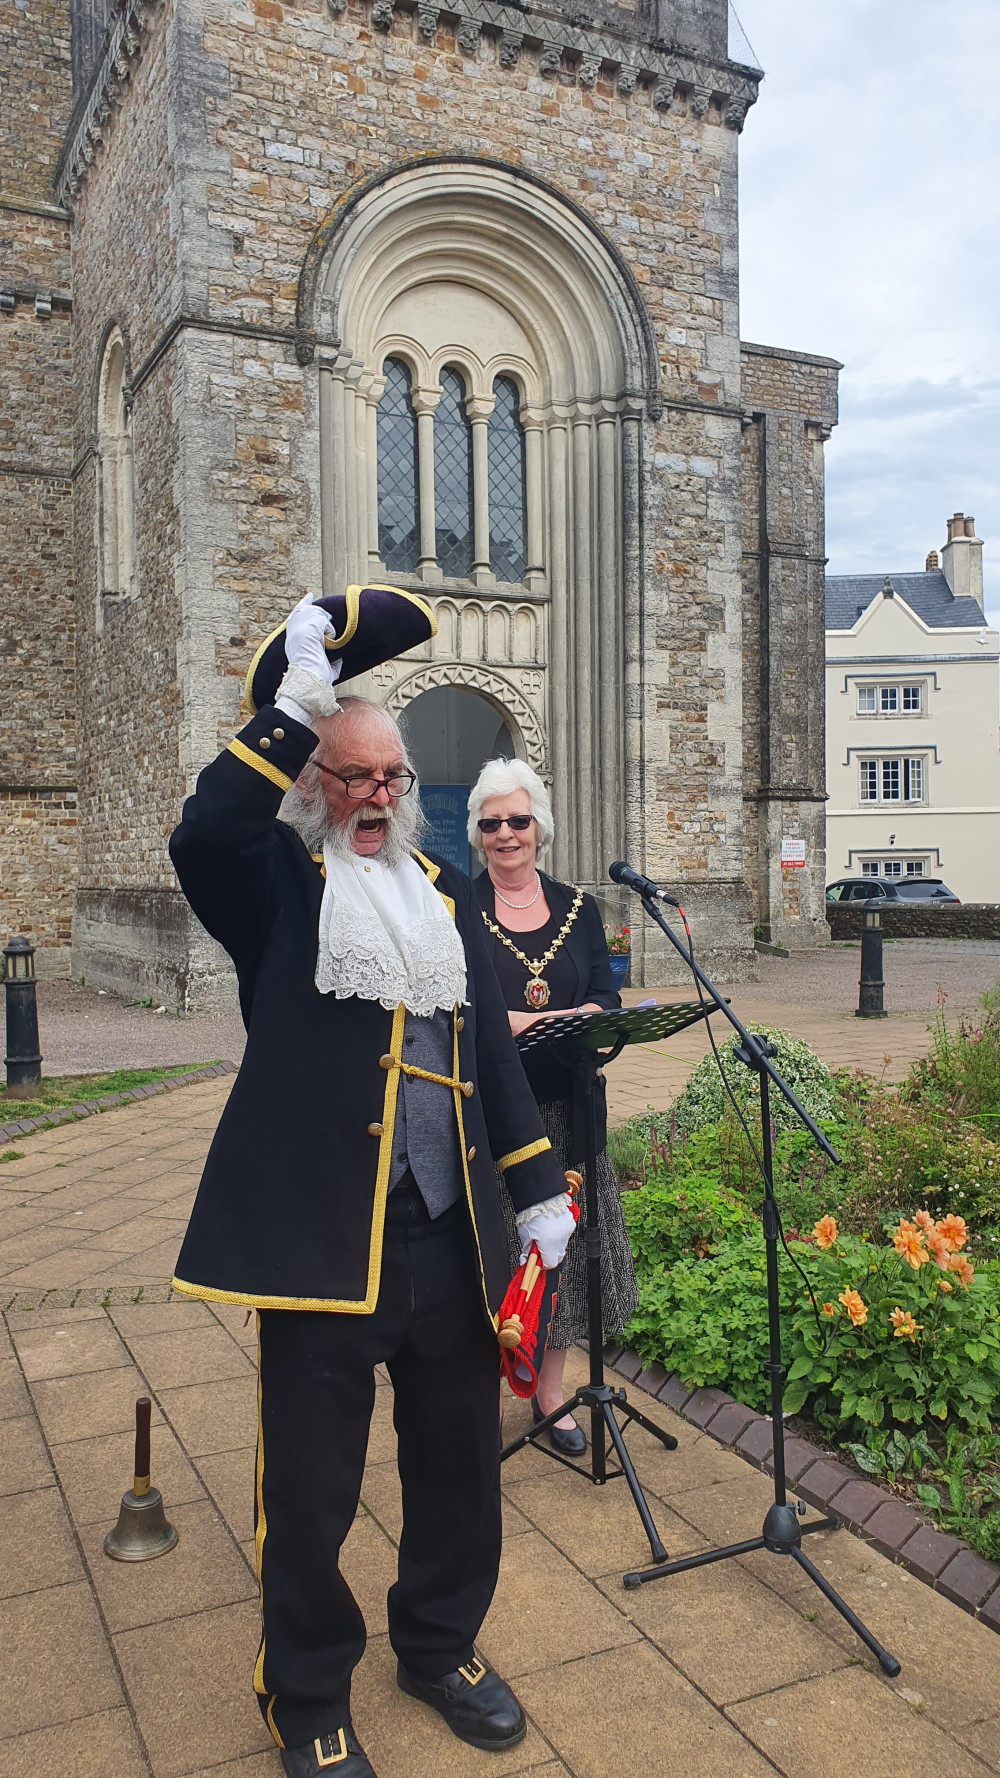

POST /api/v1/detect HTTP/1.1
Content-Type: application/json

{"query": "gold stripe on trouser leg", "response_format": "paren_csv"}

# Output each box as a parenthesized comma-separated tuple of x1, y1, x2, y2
(253, 1316, 284, 1748)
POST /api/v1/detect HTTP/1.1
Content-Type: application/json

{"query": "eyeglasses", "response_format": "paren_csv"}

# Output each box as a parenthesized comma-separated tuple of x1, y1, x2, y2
(477, 814, 534, 834)
(314, 763, 416, 799)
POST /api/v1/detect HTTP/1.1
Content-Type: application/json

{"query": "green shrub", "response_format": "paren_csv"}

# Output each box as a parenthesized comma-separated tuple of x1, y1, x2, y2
(625, 1234, 776, 1408)
(904, 984, 1000, 1118)
(839, 1091, 1000, 1255)
(606, 1123, 650, 1186)
(622, 1141, 753, 1271)
(668, 1026, 840, 1138)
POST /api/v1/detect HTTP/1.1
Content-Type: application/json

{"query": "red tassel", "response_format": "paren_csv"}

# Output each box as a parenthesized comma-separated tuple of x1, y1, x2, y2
(497, 1196, 581, 1398)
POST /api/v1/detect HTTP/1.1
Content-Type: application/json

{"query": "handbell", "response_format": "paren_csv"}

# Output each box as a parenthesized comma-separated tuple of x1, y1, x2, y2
(104, 1397, 179, 1562)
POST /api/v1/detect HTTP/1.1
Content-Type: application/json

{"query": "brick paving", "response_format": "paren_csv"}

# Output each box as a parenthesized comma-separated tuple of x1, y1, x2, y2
(3, 1077, 1000, 1775)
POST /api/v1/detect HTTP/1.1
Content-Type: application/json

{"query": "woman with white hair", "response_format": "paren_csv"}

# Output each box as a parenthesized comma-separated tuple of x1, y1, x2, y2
(469, 757, 638, 1455)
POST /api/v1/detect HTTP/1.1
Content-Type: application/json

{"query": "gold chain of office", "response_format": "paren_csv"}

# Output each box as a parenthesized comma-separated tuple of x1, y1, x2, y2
(481, 889, 584, 1010)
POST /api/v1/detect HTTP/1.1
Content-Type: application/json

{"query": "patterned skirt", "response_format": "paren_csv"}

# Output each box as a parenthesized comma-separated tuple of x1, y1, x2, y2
(499, 1097, 638, 1350)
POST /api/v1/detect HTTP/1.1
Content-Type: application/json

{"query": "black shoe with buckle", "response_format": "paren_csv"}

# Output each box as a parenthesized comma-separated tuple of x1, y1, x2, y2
(531, 1395, 587, 1457)
(279, 1726, 377, 1777)
(396, 1656, 526, 1751)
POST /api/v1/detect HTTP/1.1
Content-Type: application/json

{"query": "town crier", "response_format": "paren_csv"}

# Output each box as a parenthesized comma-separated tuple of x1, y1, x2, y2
(169, 589, 576, 1778)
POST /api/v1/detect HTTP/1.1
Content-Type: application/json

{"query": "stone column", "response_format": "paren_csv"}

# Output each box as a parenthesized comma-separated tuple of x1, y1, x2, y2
(365, 371, 385, 577)
(467, 392, 495, 588)
(596, 404, 622, 884)
(412, 384, 441, 584)
(521, 403, 546, 593)
(546, 411, 571, 878)
(572, 408, 595, 887)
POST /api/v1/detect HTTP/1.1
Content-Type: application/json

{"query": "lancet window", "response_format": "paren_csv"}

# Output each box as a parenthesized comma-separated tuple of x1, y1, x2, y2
(96, 329, 137, 617)
(374, 360, 528, 587)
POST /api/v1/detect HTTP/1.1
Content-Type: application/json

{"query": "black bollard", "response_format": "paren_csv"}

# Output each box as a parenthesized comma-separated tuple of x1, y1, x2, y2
(856, 903, 887, 1019)
(4, 936, 43, 1093)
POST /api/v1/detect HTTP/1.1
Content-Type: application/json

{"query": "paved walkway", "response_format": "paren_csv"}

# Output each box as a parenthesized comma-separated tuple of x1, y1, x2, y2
(3, 1081, 1000, 1776)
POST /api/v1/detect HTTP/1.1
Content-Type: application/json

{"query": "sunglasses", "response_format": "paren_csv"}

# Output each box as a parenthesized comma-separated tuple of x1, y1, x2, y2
(477, 814, 534, 834)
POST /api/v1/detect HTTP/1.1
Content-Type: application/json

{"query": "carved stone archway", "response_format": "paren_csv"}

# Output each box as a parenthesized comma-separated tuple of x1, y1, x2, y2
(384, 664, 548, 777)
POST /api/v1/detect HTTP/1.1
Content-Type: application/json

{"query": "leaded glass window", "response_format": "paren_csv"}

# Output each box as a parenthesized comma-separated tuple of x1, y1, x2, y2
(377, 358, 420, 574)
(434, 366, 474, 579)
(488, 376, 527, 582)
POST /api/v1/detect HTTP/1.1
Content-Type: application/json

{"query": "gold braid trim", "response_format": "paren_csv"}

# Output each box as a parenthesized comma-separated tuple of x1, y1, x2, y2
(378, 1056, 474, 1097)
(497, 1137, 552, 1173)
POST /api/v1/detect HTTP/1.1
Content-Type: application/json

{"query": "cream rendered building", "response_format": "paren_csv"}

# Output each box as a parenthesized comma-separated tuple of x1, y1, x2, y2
(826, 515, 1000, 902)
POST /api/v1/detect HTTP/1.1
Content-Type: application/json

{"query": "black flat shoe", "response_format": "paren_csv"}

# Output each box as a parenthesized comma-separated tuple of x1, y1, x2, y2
(280, 1726, 377, 1776)
(532, 1395, 587, 1456)
(397, 1657, 526, 1750)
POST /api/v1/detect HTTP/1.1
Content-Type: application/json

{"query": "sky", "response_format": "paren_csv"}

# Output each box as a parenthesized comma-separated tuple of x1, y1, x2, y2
(732, 0, 1000, 629)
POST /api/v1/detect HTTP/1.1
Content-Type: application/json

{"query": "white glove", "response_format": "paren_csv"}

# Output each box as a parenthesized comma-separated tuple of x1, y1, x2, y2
(515, 1192, 577, 1269)
(275, 595, 343, 723)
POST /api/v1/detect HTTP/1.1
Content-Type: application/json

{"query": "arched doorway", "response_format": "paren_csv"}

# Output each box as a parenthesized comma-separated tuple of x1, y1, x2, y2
(403, 685, 514, 873)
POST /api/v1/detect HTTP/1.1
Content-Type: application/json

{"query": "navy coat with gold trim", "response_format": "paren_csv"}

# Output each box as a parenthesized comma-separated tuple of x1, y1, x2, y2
(168, 705, 566, 1323)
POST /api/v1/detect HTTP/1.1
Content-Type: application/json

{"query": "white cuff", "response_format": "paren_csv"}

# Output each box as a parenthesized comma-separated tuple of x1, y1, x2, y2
(275, 662, 341, 720)
(274, 692, 313, 727)
(515, 1192, 568, 1226)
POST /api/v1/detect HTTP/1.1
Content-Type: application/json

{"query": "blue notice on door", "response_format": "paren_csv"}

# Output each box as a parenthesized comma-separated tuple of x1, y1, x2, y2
(419, 785, 470, 874)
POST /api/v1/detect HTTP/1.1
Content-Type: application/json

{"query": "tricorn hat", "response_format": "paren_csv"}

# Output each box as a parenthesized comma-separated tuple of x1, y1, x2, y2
(244, 584, 437, 715)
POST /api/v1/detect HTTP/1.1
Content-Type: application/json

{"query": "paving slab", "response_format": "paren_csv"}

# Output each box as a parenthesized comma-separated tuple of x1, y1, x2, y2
(0, 1486, 84, 1598)
(114, 1599, 273, 1777)
(728, 1664, 994, 1778)
(517, 1641, 777, 1778)
(4, 1580, 124, 1739)
(477, 1529, 640, 1678)
(157, 1375, 258, 1457)
(0, 1707, 149, 1778)
(80, 1498, 256, 1633)
(50, 1420, 206, 1525)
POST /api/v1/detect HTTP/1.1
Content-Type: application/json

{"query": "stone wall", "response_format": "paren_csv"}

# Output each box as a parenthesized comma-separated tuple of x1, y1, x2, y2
(0, 0, 77, 970)
(740, 341, 840, 952)
(827, 903, 1000, 942)
(55, 0, 765, 1000)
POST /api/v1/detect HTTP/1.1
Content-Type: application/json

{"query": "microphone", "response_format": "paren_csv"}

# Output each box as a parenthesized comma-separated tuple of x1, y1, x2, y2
(609, 861, 680, 908)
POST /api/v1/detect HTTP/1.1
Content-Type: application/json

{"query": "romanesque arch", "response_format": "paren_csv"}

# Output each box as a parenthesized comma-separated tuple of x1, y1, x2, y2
(299, 157, 655, 889)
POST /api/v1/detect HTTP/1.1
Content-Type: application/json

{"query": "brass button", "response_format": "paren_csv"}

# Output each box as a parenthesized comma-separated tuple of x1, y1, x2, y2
(378, 1054, 395, 1070)
(272, 727, 285, 740)
(461, 1081, 474, 1099)
(467, 1144, 476, 1161)
(456, 1015, 465, 1032)
(259, 736, 271, 750)
(368, 1122, 383, 1136)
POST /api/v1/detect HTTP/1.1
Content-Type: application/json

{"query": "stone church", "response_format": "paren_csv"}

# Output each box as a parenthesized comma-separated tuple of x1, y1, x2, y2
(2, 0, 840, 1006)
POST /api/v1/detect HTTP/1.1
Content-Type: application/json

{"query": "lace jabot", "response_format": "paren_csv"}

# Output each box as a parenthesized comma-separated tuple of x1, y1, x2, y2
(315, 849, 468, 1017)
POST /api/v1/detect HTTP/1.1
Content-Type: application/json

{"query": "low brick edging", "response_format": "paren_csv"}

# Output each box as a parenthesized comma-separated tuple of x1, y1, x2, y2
(605, 1344, 1000, 1632)
(0, 1060, 238, 1147)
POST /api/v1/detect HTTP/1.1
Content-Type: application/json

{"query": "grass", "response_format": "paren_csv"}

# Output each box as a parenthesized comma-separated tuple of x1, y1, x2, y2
(0, 1062, 221, 1128)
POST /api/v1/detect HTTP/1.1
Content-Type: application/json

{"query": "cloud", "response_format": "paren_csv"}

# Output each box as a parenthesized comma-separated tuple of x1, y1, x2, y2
(735, 0, 1000, 627)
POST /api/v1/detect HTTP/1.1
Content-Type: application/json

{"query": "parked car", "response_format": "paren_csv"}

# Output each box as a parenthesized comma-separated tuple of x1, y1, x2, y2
(826, 877, 960, 904)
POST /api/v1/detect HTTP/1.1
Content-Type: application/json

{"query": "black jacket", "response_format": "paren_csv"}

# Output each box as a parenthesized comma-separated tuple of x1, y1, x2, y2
(168, 705, 566, 1323)
(473, 871, 621, 1146)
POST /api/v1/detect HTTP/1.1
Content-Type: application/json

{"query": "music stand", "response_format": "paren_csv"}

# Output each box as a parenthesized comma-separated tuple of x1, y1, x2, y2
(500, 1003, 711, 1563)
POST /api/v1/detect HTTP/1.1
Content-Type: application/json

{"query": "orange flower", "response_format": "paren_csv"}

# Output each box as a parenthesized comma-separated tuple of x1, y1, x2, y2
(936, 1278, 953, 1293)
(893, 1220, 929, 1269)
(915, 1209, 937, 1235)
(812, 1216, 839, 1251)
(949, 1253, 975, 1288)
(928, 1234, 953, 1270)
(821, 1302, 836, 1317)
(838, 1288, 868, 1327)
(889, 1307, 922, 1341)
(935, 1214, 968, 1252)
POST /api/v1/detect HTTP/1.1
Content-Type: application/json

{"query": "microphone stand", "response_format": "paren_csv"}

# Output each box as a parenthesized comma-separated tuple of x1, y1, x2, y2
(621, 893, 900, 1679)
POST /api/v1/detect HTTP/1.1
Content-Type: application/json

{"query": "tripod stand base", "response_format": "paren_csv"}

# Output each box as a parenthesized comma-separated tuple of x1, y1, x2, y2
(623, 1504, 901, 1677)
(502, 1383, 677, 1564)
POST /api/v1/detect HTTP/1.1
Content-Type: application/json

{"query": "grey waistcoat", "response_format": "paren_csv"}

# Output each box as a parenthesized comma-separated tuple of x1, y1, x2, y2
(388, 1007, 464, 1218)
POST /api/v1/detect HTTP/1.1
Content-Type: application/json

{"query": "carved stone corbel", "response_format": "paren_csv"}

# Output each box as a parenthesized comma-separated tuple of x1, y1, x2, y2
(371, 0, 394, 29)
(689, 84, 712, 116)
(457, 18, 481, 54)
(653, 75, 676, 111)
(724, 94, 751, 131)
(616, 66, 637, 95)
(578, 54, 600, 87)
(417, 6, 438, 40)
(538, 44, 561, 75)
(498, 30, 522, 68)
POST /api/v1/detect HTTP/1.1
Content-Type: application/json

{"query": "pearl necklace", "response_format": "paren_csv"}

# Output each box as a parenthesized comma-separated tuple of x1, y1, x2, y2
(491, 871, 542, 911)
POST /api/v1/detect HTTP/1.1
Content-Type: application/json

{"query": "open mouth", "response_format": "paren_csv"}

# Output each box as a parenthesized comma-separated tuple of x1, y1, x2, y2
(356, 817, 386, 833)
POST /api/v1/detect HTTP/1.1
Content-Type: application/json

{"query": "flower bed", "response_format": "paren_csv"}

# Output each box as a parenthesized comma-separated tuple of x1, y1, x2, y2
(614, 997, 1000, 1577)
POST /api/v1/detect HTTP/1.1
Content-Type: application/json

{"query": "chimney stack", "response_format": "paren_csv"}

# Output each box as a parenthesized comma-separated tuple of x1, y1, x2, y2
(940, 512, 983, 605)
(925, 550, 939, 571)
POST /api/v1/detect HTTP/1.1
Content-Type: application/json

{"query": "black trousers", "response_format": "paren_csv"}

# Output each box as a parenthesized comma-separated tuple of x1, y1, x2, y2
(254, 1181, 502, 1750)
